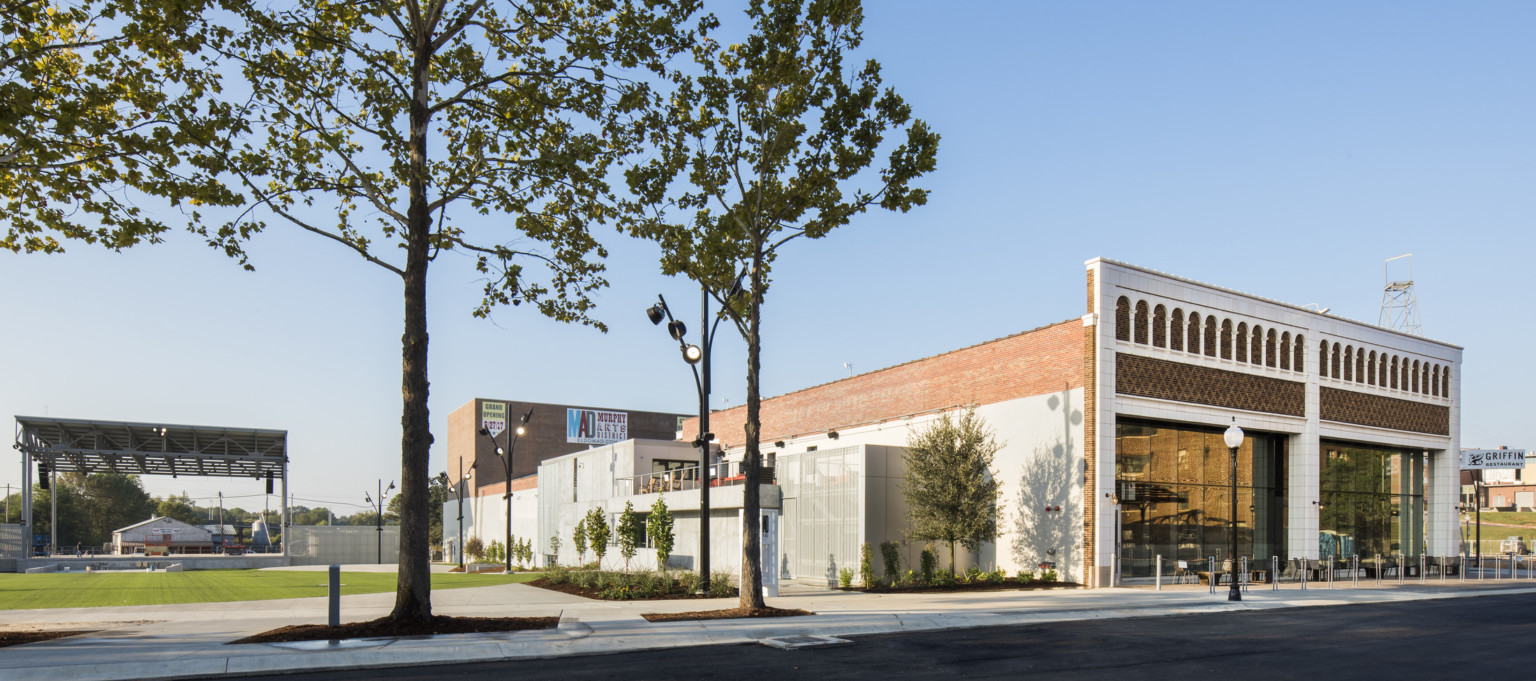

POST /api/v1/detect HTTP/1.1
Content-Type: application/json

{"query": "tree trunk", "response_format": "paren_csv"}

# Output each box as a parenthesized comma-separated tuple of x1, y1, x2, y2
(950, 541, 957, 576)
(389, 33, 434, 624)
(739, 241, 766, 610)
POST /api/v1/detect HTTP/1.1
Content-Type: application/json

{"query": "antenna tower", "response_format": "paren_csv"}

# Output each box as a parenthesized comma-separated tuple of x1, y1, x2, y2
(1378, 254, 1422, 335)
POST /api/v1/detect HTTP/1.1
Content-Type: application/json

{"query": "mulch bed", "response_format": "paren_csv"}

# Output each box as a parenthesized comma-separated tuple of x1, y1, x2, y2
(0, 631, 94, 648)
(641, 607, 813, 623)
(853, 580, 1081, 594)
(230, 616, 558, 644)
(526, 578, 738, 601)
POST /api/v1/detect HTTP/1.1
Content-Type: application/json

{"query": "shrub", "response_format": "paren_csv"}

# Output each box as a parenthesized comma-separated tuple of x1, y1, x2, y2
(1041, 569, 1058, 583)
(933, 569, 956, 587)
(710, 570, 736, 597)
(676, 570, 699, 594)
(919, 547, 937, 585)
(1018, 570, 1035, 584)
(880, 541, 903, 583)
(485, 540, 505, 565)
(547, 565, 571, 584)
(838, 567, 855, 589)
(901, 569, 920, 587)
(964, 567, 984, 584)
(984, 569, 1006, 585)
(859, 543, 874, 587)
(465, 536, 484, 561)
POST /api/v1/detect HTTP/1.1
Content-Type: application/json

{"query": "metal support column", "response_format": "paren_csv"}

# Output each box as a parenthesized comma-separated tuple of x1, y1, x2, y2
(280, 460, 290, 557)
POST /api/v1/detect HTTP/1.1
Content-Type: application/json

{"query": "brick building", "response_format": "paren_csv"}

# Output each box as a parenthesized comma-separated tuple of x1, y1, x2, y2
(678, 258, 1462, 587)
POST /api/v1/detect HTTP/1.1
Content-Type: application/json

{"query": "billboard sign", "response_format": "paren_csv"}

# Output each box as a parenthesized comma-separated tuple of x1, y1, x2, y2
(481, 401, 507, 438)
(567, 408, 628, 445)
(1460, 449, 1528, 470)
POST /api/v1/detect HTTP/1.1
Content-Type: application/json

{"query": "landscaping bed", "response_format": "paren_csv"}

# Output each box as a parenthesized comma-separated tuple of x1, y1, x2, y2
(525, 567, 738, 600)
(850, 579, 1080, 593)
(231, 615, 558, 644)
(641, 607, 812, 623)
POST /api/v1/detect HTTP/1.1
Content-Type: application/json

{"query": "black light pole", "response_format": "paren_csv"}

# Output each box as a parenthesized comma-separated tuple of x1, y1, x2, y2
(480, 406, 532, 573)
(647, 271, 745, 594)
(454, 459, 476, 570)
(1222, 419, 1244, 602)
(364, 479, 395, 565)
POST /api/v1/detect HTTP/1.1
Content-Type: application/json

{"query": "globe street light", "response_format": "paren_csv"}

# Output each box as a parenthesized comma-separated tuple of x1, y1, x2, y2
(647, 269, 747, 594)
(1222, 419, 1244, 602)
(480, 406, 532, 573)
(364, 479, 395, 565)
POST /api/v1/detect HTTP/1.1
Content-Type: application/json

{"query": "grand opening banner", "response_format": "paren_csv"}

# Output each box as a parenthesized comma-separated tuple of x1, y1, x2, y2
(567, 408, 627, 445)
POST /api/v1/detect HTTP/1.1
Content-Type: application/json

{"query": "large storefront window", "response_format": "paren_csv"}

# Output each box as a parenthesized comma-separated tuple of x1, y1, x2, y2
(1318, 441, 1424, 560)
(1115, 419, 1285, 578)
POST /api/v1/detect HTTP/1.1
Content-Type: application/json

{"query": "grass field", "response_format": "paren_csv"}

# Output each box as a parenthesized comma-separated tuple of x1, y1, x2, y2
(1481, 512, 1536, 527)
(0, 570, 541, 610)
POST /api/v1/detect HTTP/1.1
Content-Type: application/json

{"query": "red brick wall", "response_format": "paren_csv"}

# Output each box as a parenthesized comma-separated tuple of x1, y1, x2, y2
(683, 319, 1086, 448)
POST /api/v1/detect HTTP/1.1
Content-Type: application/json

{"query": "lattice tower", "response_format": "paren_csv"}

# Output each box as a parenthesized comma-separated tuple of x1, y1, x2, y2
(1379, 253, 1422, 335)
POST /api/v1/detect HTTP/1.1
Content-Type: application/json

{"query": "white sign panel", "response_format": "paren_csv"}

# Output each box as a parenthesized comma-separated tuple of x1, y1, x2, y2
(567, 408, 628, 445)
(481, 401, 507, 438)
(1460, 449, 1528, 470)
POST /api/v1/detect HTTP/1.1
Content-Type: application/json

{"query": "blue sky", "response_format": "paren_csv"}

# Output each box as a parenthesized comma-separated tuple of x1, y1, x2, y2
(2, 1, 1531, 511)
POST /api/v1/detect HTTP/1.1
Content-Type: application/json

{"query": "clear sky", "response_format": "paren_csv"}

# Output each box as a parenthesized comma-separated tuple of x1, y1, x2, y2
(2, 1, 1531, 514)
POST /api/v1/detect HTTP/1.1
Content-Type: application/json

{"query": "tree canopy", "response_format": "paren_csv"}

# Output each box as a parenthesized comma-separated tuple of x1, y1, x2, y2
(902, 408, 1002, 574)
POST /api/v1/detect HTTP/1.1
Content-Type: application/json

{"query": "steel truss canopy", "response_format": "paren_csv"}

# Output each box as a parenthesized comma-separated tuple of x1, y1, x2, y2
(14, 416, 288, 479)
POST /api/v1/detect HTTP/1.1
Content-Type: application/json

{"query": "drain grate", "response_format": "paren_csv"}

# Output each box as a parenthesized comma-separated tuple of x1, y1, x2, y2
(760, 635, 852, 650)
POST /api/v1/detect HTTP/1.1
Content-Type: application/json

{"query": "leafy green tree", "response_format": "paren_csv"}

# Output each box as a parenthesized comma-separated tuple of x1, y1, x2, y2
(573, 515, 589, 566)
(1, 0, 241, 254)
(208, 0, 705, 623)
(156, 495, 204, 526)
(647, 497, 675, 571)
(485, 539, 505, 565)
(626, 0, 939, 609)
(465, 536, 484, 562)
(902, 409, 1001, 575)
(585, 508, 611, 569)
(549, 534, 562, 566)
(65, 472, 157, 547)
(616, 501, 642, 571)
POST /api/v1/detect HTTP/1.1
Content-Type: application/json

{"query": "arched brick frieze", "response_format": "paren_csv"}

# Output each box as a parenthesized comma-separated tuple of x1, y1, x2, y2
(1115, 296, 1131, 342)
(1331, 343, 1341, 379)
(1170, 309, 1184, 351)
(1367, 351, 1377, 386)
(1442, 366, 1451, 397)
(1343, 346, 1353, 382)
(1390, 356, 1399, 389)
(1355, 349, 1365, 384)
(1250, 325, 1264, 366)
(1412, 359, 1420, 393)
(1187, 312, 1201, 354)
(1134, 300, 1149, 344)
(1265, 329, 1277, 368)
(1319, 341, 1328, 377)
(1431, 363, 1440, 397)
(1152, 304, 1167, 348)
(1236, 322, 1249, 363)
(1280, 331, 1291, 370)
(1221, 320, 1233, 360)
(1293, 334, 1304, 372)
(1205, 317, 1217, 356)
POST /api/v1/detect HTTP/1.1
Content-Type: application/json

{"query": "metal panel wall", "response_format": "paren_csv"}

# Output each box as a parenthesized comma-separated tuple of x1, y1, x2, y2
(287, 525, 401, 565)
(778, 445, 862, 585)
(0, 524, 21, 558)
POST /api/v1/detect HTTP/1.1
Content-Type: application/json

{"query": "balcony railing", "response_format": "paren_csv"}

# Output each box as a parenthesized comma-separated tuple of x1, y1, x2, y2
(619, 462, 775, 496)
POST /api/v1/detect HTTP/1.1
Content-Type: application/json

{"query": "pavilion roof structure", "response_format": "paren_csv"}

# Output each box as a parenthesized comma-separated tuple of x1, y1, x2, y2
(14, 416, 287, 479)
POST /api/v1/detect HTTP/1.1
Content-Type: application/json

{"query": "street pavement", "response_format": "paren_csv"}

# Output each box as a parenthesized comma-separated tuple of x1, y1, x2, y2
(1, 566, 1533, 681)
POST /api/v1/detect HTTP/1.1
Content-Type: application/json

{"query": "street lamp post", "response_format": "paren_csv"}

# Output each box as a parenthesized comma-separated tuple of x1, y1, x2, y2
(453, 459, 476, 570)
(1222, 419, 1244, 602)
(647, 272, 746, 594)
(364, 479, 395, 565)
(480, 406, 532, 573)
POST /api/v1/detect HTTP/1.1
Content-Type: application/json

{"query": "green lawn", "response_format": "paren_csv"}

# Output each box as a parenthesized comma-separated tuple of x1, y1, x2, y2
(0, 570, 541, 610)
(1481, 512, 1536, 527)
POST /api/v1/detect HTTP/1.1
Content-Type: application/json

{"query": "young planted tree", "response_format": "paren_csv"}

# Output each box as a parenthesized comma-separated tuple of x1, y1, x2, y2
(548, 534, 562, 567)
(206, 0, 704, 623)
(1, 0, 242, 254)
(902, 408, 1001, 575)
(616, 501, 642, 571)
(573, 515, 589, 566)
(626, 0, 939, 610)
(648, 497, 675, 571)
(465, 536, 484, 562)
(585, 508, 611, 569)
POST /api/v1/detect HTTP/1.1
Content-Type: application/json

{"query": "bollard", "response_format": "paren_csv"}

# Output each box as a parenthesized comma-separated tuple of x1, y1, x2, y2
(1156, 554, 1162, 591)
(1209, 556, 1216, 594)
(1300, 558, 1307, 591)
(1328, 558, 1334, 589)
(1376, 555, 1382, 586)
(1272, 556, 1279, 591)
(1460, 554, 1466, 582)
(328, 564, 341, 628)
(1352, 554, 1359, 588)
(1420, 554, 1425, 583)
(1398, 554, 1405, 583)
(1241, 556, 1249, 593)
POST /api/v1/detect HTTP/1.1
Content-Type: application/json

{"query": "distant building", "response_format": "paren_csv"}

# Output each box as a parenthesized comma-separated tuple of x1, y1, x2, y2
(113, 517, 213, 555)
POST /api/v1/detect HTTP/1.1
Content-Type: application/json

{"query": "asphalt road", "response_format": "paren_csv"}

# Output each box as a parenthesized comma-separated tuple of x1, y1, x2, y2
(244, 593, 1534, 680)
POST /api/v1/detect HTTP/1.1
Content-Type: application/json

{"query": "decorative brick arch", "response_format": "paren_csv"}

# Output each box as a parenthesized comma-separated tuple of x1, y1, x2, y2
(1265, 329, 1277, 368)
(1250, 325, 1264, 366)
(1115, 297, 1131, 342)
(1152, 304, 1167, 348)
(1236, 322, 1249, 363)
(1331, 343, 1341, 379)
(1355, 349, 1365, 384)
(1186, 312, 1200, 354)
(1293, 334, 1304, 372)
(1280, 331, 1291, 370)
(1391, 356, 1399, 389)
(1367, 351, 1377, 386)
(1134, 300, 1149, 344)
(1443, 366, 1451, 397)
(1431, 363, 1440, 397)
(1412, 359, 1420, 393)
(1344, 346, 1354, 382)
(1205, 317, 1217, 356)
(1319, 340, 1328, 377)
(1221, 320, 1233, 360)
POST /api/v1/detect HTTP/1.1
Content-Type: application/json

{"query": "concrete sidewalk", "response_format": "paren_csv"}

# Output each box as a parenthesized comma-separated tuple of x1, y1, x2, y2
(3, 575, 1533, 681)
